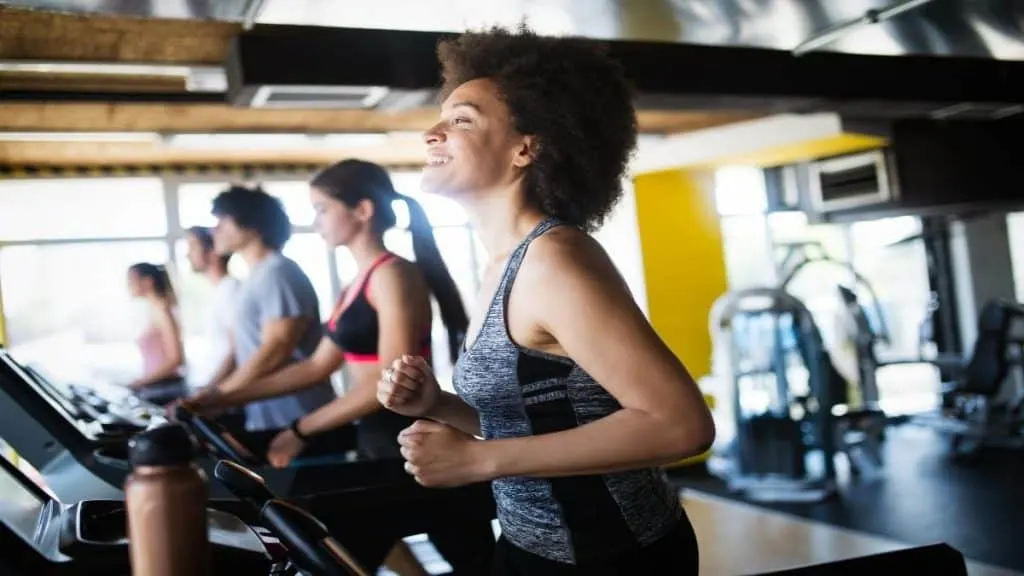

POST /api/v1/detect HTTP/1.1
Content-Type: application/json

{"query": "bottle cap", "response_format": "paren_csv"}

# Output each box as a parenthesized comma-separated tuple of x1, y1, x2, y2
(128, 423, 199, 468)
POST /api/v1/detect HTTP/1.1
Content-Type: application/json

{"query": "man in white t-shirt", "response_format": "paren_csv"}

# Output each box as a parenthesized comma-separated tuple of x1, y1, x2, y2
(185, 226, 241, 389)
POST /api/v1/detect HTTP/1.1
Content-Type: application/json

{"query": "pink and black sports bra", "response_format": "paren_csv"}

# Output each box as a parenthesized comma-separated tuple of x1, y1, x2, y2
(324, 253, 432, 363)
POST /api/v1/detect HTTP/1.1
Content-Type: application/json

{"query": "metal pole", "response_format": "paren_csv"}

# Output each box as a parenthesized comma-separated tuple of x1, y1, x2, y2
(242, 0, 270, 30)
(792, 0, 937, 56)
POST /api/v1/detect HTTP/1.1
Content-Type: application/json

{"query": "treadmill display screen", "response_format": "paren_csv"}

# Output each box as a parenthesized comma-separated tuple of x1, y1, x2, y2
(22, 364, 84, 422)
(0, 351, 87, 432)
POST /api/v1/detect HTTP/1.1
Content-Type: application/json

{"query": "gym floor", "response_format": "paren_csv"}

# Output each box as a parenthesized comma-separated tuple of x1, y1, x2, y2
(397, 423, 1023, 575)
(669, 423, 1024, 575)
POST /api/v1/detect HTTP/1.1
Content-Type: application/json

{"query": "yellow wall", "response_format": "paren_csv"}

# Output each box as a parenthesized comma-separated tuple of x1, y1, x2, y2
(710, 133, 886, 169)
(633, 169, 727, 380)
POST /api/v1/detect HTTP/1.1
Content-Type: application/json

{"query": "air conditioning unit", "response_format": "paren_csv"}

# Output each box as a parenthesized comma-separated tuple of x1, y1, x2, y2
(249, 85, 390, 109)
(807, 149, 899, 213)
(230, 84, 437, 112)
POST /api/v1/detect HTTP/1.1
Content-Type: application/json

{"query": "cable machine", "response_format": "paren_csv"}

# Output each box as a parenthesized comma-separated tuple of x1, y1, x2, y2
(707, 243, 891, 502)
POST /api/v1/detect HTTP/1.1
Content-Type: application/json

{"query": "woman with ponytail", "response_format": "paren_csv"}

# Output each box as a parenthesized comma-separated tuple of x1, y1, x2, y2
(184, 159, 491, 574)
(126, 262, 186, 404)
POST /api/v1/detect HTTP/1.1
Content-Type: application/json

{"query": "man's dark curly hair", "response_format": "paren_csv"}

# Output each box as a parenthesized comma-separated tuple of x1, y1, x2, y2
(437, 25, 637, 232)
(211, 185, 292, 251)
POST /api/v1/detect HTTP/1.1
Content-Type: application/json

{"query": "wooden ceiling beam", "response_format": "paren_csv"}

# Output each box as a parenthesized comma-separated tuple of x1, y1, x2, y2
(0, 103, 756, 134)
(0, 72, 188, 93)
(0, 140, 427, 167)
(0, 6, 237, 64)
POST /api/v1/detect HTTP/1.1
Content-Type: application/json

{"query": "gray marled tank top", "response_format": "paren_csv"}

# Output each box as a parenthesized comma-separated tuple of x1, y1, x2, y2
(452, 217, 683, 565)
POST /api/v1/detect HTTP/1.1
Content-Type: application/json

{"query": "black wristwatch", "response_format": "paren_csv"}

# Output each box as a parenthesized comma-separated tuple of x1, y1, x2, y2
(290, 418, 310, 441)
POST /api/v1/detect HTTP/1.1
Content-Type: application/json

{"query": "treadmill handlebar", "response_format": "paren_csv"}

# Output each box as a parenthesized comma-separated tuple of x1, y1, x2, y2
(173, 404, 261, 467)
(171, 403, 191, 424)
(212, 459, 370, 576)
(260, 500, 369, 576)
(213, 460, 274, 507)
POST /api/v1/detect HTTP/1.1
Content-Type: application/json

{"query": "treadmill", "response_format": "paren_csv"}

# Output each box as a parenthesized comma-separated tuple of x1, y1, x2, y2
(0, 348, 497, 571)
(0, 441, 286, 575)
(0, 348, 473, 495)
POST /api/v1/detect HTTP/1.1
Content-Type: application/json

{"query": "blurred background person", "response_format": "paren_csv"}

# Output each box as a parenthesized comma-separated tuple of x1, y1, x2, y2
(125, 262, 185, 405)
(186, 185, 335, 441)
(183, 225, 240, 392)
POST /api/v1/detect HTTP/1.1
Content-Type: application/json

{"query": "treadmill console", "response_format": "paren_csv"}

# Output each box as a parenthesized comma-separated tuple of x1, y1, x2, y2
(57, 500, 277, 570)
(0, 446, 281, 574)
(26, 356, 165, 436)
(0, 350, 163, 443)
(0, 349, 172, 501)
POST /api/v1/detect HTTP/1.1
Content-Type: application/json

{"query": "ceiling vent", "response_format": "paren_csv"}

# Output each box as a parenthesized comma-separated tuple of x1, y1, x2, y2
(807, 149, 899, 214)
(248, 85, 390, 109)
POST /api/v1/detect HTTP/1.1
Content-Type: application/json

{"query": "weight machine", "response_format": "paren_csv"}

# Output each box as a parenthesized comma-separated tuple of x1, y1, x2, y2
(707, 243, 891, 502)
(913, 298, 1024, 455)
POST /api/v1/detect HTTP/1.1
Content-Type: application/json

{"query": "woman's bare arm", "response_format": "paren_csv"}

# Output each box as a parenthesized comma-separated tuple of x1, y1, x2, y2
(298, 261, 432, 435)
(475, 229, 715, 479)
(208, 337, 344, 408)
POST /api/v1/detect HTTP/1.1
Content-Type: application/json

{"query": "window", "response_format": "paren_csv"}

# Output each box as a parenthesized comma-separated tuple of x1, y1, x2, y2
(0, 179, 166, 241)
(0, 241, 170, 383)
(390, 172, 469, 227)
(433, 226, 481, 306)
(0, 172, 479, 399)
(768, 211, 851, 262)
(720, 215, 775, 290)
(768, 212, 853, 332)
(281, 234, 336, 320)
(334, 247, 358, 288)
(261, 181, 316, 227)
(713, 197, 938, 416)
(714, 166, 767, 217)
(178, 182, 229, 229)
(714, 167, 775, 290)
(383, 229, 414, 261)
(848, 216, 937, 414)
(1007, 212, 1024, 302)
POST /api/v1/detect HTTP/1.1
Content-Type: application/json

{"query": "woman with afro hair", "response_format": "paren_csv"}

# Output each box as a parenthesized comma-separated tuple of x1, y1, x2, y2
(378, 25, 713, 575)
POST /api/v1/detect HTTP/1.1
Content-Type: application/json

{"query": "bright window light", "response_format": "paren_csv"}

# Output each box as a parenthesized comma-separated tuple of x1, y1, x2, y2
(714, 166, 768, 216)
(164, 133, 312, 149)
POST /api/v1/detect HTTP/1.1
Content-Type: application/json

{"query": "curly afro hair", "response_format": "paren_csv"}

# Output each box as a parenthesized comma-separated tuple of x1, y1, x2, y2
(211, 185, 292, 251)
(437, 24, 637, 232)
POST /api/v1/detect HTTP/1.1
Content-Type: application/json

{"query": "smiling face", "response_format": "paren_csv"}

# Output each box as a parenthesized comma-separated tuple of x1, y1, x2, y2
(421, 78, 535, 200)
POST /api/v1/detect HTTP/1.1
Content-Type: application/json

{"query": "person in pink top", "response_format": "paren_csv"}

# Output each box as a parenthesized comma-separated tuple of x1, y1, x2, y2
(126, 262, 186, 405)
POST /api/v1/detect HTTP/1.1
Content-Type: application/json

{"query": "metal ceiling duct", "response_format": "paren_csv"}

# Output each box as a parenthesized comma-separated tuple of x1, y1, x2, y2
(3, 0, 256, 21)
(5, 0, 1022, 60)
(223, 24, 1023, 119)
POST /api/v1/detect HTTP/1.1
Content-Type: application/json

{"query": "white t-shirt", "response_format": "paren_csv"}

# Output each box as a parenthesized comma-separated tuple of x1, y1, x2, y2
(190, 276, 241, 388)
(209, 276, 241, 348)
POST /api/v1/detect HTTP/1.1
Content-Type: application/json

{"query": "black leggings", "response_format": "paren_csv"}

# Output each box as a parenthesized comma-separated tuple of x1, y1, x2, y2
(490, 519, 698, 576)
(331, 515, 495, 575)
(228, 425, 496, 574)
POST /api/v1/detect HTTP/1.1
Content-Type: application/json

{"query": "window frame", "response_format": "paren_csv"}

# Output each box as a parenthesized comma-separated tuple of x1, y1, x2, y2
(0, 174, 484, 377)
